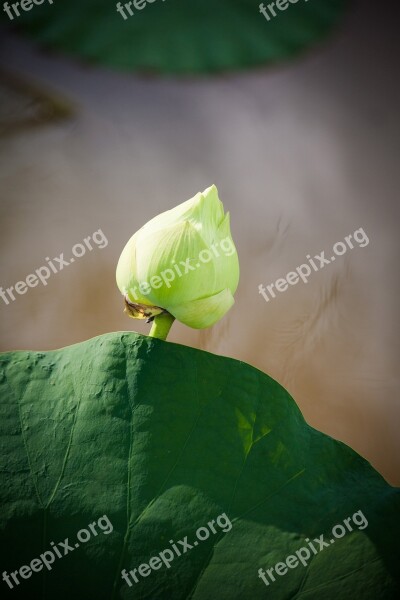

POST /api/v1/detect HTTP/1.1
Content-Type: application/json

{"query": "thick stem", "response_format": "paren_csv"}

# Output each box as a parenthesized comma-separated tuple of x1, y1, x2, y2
(149, 312, 175, 341)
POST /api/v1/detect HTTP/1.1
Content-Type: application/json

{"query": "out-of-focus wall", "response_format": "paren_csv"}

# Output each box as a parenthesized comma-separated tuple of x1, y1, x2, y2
(0, 0, 399, 483)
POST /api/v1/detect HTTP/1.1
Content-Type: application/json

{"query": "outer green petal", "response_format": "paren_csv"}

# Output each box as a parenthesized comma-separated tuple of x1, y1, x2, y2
(167, 288, 235, 329)
(116, 231, 150, 305)
(213, 212, 240, 294)
(135, 221, 220, 306)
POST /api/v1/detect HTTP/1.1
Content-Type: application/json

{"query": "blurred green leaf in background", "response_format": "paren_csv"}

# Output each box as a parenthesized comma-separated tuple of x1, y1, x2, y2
(12, 0, 350, 74)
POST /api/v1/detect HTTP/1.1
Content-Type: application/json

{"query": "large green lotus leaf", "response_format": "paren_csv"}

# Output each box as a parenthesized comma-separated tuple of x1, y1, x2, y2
(0, 331, 399, 599)
(12, 0, 350, 74)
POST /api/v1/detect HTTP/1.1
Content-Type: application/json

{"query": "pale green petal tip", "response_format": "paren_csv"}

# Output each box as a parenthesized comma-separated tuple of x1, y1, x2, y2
(195, 184, 225, 228)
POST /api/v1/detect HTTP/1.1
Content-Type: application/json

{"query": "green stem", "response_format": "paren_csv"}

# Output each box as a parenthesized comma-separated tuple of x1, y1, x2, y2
(149, 312, 175, 341)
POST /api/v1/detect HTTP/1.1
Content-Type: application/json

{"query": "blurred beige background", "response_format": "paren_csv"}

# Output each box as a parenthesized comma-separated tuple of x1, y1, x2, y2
(0, 1, 399, 484)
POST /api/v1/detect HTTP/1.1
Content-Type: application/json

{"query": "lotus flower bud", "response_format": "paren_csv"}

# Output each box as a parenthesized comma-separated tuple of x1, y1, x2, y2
(116, 185, 239, 330)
